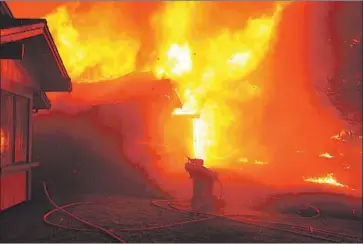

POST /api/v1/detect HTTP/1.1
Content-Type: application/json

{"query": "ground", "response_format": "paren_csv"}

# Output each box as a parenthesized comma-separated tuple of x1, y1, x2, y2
(1, 172, 362, 243)
(1, 191, 361, 243)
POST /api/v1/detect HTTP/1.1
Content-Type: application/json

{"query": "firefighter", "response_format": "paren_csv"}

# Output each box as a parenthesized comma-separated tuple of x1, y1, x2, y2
(185, 158, 218, 211)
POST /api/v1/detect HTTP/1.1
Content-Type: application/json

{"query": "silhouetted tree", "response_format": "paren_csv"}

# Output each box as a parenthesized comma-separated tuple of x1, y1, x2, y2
(326, 3, 362, 135)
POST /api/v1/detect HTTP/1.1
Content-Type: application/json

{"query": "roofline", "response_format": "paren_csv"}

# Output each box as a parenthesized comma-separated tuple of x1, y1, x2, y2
(0, 2, 14, 18)
(0, 19, 72, 92)
(1, 21, 45, 44)
(33, 91, 51, 110)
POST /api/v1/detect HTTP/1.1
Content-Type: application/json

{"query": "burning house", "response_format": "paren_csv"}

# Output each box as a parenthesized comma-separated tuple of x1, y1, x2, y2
(45, 72, 189, 170)
(1, 1, 359, 203)
(0, 2, 71, 211)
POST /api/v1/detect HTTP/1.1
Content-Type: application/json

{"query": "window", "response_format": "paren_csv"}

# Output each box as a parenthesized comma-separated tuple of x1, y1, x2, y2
(0, 91, 14, 166)
(14, 95, 29, 163)
(0, 90, 30, 166)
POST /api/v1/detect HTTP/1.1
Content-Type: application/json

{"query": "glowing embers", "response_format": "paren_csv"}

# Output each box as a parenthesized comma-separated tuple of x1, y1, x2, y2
(237, 157, 268, 165)
(303, 173, 348, 188)
(318, 152, 334, 159)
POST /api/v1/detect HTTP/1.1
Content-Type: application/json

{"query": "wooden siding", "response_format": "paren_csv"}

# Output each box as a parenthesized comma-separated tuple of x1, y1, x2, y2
(0, 59, 37, 98)
(0, 57, 35, 211)
(0, 172, 27, 210)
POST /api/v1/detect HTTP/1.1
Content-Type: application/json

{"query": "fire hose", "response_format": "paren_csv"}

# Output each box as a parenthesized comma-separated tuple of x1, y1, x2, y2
(41, 182, 362, 243)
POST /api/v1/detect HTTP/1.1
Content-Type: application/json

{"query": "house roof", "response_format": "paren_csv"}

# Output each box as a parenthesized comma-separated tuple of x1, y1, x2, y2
(33, 91, 51, 110)
(0, 18, 72, 92)
(86, 72, 182, 106)
(0, 1, 72, 110)
(0, 1, 13, 18)
(50, 72, 182, 109)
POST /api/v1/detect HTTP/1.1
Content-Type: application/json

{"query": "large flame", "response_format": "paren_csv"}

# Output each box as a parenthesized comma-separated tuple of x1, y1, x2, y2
(161, 2, 285, 163)
(45, 2, 286, 166)
(303, 173, 348, 188)
(45, 4, 141, 81)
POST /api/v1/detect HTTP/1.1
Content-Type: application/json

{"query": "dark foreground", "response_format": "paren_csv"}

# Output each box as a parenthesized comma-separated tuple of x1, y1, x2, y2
(0, 190, 362, 243)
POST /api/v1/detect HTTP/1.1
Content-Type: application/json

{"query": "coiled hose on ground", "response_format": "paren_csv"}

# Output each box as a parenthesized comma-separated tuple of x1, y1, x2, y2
(42, 182, 362, 243)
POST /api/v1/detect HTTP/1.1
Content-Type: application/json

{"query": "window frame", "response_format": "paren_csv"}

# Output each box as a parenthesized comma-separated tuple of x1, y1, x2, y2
(0, 90, 15, 167)
(0, 90, 30, 167)
(14, 94, 30, 164)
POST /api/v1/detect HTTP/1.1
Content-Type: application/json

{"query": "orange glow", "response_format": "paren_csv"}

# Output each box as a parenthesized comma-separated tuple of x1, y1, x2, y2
(7, 2, 361, 191)
(254, 160, 268, 165)
(303, 173, 348, 188)
(0, 129, 5, 154)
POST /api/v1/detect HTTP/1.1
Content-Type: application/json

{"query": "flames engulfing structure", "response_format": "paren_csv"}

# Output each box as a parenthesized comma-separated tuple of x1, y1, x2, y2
(45, 2, 286, 165)
(15, 2, 360, 190)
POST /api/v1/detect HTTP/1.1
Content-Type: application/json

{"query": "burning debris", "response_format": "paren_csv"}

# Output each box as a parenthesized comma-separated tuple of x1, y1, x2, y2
(237, 158, 268, 165)
(331, 133, 345, 141)
(318, 152, 334, 159)
(330, 129, 360, 143)
(303, 173, 348, 188)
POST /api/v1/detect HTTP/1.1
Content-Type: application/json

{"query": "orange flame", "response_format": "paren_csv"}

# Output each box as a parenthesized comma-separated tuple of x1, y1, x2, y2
(303, 173, 348, 188)
(46, 5, 140, 82)
(330, 129, 352, 142)
(331, 134, 344, 141)
(156, 2, 285, 165)
(237, 158, 268, 165)
(318, 152, 334, 159)
(0, 129, 5, 154)
(44, 3, 287, 166)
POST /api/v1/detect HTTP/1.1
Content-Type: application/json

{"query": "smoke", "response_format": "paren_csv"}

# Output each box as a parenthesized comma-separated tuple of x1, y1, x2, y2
(305, 2, 362, 132)
(305, 3, 337, 113)
(40, 96, 92, 116)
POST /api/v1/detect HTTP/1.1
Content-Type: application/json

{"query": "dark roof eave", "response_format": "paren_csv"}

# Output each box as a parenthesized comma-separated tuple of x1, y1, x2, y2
(33, 91, 51, 110)
(43, 77, 73, 92)
(42, 24, 70, 83)
(0, 2, 14, 18)
(0, 18, 72, 93)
